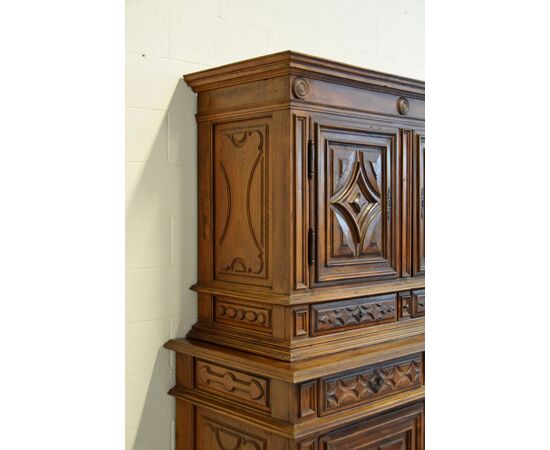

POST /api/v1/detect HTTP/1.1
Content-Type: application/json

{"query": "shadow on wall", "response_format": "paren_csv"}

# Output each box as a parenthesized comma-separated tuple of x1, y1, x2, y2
(126, 77, 198, 450)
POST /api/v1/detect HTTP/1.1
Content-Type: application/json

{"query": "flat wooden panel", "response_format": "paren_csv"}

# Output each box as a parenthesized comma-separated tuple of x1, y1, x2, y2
(311, 294, 397, 336)
(315, 120, 399, 285)
(196, 408, 269, 450)
(319, 402, 424, 450)
(412, 131, 425, 276)
(319, 354, 422, 416)
(293, 306, 310, 338)
(397, 291, 412, 321)
(411, 289, 425, 318)
(299, 381, 318, 420)
(213, 117, 272, 287)
(214, 297, 272, 333)
(195, 359, 270, 411)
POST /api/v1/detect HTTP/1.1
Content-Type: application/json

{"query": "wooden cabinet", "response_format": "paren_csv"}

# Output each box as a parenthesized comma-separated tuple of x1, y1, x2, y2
(165, 51, 425, 449)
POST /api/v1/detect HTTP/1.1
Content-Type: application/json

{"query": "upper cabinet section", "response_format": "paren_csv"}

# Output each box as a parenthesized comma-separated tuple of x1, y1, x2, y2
(186, 52, 424, 295)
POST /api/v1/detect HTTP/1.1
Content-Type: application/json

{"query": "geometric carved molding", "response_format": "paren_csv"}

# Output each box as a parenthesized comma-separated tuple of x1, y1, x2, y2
(330, 149, 383, 257)
(196, 360, 269, 409)
(312, 295, 397, 335)
(321, 355, 422, 415)
(214, 298, 272, 332)
(204, 418, 266, 450)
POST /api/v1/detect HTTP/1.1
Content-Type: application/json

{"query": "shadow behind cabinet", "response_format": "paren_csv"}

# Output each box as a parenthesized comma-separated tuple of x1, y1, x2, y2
(165, 51, 425, 450)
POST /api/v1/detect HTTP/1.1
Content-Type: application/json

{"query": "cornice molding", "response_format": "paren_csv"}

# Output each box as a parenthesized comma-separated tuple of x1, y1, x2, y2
(183, 51, 425, 98)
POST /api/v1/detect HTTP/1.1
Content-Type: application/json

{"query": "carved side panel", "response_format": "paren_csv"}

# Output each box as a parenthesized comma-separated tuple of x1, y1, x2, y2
(311, 294, 397, 336)
(214, 297, 272, 333)
(195, 360, 269, 410)
(319, 355, 422, 416)
(197, 412, 267, 450)
(214, 118, 271, 287)
(315, 122, 398, 285)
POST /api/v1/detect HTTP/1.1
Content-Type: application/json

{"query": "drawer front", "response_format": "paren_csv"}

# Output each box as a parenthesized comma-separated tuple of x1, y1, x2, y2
(319, 402, 424, 450)
(195, 359, 270, 411)
(319, 354, 422, 416)
(311, 294, 397, 336)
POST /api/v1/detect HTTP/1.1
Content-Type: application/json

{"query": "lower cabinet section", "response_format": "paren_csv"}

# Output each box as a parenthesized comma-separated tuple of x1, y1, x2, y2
(187, 401, 424, 450)
(166, 337, 424, 450)
(318, 402, 424, 450)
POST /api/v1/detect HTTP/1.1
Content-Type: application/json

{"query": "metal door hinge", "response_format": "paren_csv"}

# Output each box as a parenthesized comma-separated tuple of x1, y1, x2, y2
(307, 139, 314, 179)
(308, 228, 316, 265)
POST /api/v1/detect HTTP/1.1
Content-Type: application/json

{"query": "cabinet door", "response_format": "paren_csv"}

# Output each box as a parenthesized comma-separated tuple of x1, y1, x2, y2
(319, 402, 424, 450)
(314, 120, 399, 285)
(412, 132, 425, 276)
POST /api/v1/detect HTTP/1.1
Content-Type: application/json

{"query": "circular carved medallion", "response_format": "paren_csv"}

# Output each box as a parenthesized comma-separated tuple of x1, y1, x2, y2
(292, 77, 309, 99)
(397, 96, 409, 115)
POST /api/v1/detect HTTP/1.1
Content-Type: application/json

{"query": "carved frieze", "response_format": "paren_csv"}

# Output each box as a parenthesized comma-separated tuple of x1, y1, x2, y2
(320, 355, 422, 415)
(311, 295, 397, 335)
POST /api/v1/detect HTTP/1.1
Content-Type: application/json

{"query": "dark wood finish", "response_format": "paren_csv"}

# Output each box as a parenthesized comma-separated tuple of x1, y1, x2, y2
(165, 52, 425, 449)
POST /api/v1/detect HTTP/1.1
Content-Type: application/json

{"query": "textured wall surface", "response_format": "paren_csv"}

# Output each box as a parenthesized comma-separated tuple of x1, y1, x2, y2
(125, 0, 424, 448)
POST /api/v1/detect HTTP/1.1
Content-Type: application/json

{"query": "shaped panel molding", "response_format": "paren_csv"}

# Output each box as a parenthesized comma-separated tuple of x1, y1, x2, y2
(214, 119, 271, 287)
(196, 360, 269, 410)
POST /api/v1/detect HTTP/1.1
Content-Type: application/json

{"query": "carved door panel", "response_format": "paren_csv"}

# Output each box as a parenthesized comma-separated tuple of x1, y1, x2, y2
(213, 118, 272, 287)
(411, 132, 425, 276)
(313, 120, 399, 285)
(318, 402, 423, 450)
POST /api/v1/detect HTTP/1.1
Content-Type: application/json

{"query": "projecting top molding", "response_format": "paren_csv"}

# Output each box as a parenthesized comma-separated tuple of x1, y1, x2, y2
(183, 50, 425, 99)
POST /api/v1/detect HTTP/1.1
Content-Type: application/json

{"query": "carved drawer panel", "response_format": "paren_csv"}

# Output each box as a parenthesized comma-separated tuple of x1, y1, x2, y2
(319, 354, 422, 416)
(319, 402, 424, 449)
(214, 297, 272, 333)
(311, 294, 397, 336)
(195, 359, 269, 410)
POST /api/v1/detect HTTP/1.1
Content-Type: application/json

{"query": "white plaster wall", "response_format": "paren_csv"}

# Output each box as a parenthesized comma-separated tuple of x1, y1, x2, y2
(125, 1, 424, 448)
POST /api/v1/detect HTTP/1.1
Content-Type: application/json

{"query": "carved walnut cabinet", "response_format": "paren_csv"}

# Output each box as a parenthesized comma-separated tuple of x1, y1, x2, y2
(165, 51, 425, 450)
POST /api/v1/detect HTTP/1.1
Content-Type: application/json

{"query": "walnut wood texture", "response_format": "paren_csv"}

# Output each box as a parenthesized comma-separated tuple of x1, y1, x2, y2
(166, 52, 425, 449)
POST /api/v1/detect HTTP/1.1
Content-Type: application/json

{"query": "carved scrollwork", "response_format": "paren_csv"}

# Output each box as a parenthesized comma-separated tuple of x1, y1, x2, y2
(292, 77, 310, 99)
